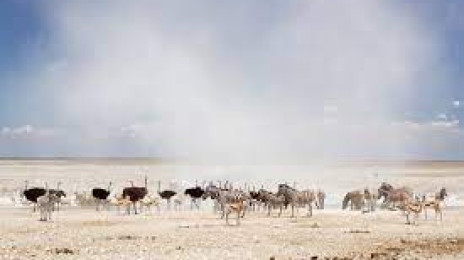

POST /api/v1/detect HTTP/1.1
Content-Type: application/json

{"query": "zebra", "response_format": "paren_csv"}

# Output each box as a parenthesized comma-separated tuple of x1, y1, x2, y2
(277, 184, 316, 217)
(37, 191, 60, 221)
(202, 184, 249, 218)
(315, 189, 326, 210)
(257, 189, 285, 217)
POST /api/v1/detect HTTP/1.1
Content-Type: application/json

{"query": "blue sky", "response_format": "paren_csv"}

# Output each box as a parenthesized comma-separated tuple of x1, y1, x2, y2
(0, 1, 462, 161)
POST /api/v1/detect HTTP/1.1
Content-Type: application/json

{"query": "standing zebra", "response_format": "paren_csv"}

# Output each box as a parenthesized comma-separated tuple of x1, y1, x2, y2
(315, 190, 326, 210)
(258, 189, 285, 217)
(277, 184, 316, 217)
(202, 184, 248, 218)
(37, 184, 60, 221)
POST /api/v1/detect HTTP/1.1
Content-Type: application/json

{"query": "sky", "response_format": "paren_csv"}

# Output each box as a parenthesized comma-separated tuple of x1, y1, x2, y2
(0, 1, 462, 162)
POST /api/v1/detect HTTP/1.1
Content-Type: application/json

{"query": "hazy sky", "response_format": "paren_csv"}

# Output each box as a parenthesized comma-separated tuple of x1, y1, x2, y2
(0, 1, 462, 161)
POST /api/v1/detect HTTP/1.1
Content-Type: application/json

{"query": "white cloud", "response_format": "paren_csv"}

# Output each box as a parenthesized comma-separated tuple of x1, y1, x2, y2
(430, 119, 460, 130)
(453, 100, 460, 108)
(395, 119, 460, 132)
(0, 125, 61, 139)
(436, 113, 448, 120)
(1, 125, 34, 137)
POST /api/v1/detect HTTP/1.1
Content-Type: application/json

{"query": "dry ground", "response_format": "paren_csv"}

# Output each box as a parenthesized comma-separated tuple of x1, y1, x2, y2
(1, 206, 463, 259)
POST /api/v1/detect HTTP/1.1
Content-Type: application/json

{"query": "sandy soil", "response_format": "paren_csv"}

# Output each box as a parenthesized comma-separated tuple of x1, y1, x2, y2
(0, 206, 464, 259)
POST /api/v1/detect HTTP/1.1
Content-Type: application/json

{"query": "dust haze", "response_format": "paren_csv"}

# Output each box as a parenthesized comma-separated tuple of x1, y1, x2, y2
(29, 1, 442, 165)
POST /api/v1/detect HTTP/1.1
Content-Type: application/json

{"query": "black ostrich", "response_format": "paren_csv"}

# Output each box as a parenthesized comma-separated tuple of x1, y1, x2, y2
(158, 181, 177, 210)
(23, 180, 46, 212)
(184, 183, 205, 210)
(23, 181, 66, 211)
(51, 182, 66, 211)
(92, 182, 112, 211)
(248, 188, 261, 211)
(122, 177, 148, 215)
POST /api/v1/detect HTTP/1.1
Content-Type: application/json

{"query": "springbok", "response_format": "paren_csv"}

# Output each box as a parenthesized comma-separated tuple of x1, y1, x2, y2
(224, 199, 245, 225)
(422, 187, 447, 221)
(402, 198, 423, 225)
(109, 195, 131, 214)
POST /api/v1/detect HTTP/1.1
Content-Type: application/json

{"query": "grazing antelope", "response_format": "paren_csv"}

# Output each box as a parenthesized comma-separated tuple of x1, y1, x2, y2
(109, 195, 132, 214)
(74, 191, 94, 207)
(139, 195, 161, 214)
(422, 187, 447, 221)
(402, 198, 423, 225)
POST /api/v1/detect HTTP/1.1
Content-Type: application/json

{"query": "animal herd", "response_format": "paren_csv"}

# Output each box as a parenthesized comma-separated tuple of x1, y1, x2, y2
(342, 183, 448, 224)
(20, 178, 448, 226)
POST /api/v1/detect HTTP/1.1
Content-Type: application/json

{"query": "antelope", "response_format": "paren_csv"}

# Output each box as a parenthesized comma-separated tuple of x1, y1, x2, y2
(423, 188, 447, 221)
(402, 198, 423, 225)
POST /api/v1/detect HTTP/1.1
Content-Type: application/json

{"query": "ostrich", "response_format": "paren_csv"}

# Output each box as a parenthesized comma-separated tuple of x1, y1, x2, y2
(92, 182, 112, 211)
(23, 181, 46, 212)
(122, 176, 148, 215)
(158, 181, 177, 210)
(52, 182, 67, 211)
(184, 182, 205, 210)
